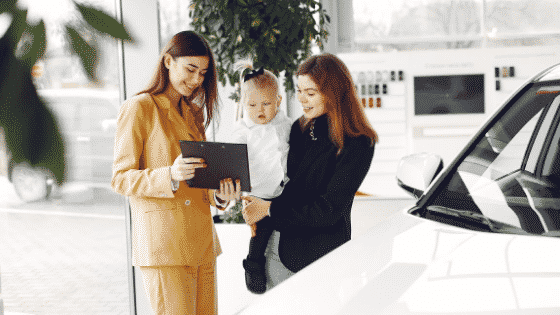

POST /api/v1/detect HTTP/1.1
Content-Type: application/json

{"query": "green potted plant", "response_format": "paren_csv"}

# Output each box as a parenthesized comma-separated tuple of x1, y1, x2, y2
(189, 0, 330, 102)
(222, 200, 245, 223)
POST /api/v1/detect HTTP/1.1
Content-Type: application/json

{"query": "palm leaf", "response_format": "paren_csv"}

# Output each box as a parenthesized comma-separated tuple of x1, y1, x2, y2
(74, 1, 132, 41)
(65, 25, 98, 81)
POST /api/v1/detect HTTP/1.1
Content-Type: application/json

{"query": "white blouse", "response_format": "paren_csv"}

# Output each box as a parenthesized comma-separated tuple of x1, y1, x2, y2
(230, 110, 292, 199)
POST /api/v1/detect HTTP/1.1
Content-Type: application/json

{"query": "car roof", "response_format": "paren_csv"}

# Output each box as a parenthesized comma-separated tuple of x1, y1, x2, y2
(534, 63, 560, 82)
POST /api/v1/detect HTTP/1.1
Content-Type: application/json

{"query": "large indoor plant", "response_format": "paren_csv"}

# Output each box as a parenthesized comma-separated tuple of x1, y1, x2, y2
(189, 0, 330, 101)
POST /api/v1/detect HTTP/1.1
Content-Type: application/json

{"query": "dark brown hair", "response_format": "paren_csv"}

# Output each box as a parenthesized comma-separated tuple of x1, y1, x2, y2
(296, 53, 378, 154)
(137, 31, 218, 130)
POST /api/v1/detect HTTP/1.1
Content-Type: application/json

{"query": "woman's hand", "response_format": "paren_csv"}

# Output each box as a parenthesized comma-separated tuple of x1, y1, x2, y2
(215, 178, 241, 205)
(241, 195, 271, 225)
(250, 224, 257, 238)
(171, 154, 206, 181)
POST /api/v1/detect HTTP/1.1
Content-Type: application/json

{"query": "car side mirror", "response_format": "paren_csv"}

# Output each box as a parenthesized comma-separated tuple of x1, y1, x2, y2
(396, 153, 444, 199)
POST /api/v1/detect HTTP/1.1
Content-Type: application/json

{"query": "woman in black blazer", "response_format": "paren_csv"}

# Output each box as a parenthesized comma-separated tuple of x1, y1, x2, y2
(242, 53, 378, 291)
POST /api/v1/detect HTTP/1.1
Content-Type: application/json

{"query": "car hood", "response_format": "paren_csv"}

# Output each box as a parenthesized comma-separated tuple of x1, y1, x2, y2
(238, 208, 560, 315)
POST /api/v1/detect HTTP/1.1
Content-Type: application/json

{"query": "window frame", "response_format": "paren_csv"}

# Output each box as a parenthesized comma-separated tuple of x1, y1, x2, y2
(535, 89, 560, 178)
(523, 92, 560, 173)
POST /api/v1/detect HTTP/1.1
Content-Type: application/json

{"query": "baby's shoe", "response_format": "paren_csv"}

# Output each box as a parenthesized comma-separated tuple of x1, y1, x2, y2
(242, 258, 267, 294)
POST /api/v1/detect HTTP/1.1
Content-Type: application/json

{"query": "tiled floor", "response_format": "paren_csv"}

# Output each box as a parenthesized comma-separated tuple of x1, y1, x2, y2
(0, 211, 130, 315)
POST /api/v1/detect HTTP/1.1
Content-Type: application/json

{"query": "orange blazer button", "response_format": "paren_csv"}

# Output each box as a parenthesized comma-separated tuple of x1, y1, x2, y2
(185, 200, 191, 206)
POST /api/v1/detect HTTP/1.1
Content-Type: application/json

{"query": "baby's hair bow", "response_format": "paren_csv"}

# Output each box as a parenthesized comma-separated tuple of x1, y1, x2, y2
(243, 67, 264, 82)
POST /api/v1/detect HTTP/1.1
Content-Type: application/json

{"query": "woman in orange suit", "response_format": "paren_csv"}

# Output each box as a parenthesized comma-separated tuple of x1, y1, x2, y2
(111, 31, 241, 315)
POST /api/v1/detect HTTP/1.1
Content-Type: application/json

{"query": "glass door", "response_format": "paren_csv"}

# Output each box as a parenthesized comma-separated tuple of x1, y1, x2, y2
(0, 0, 129, 314)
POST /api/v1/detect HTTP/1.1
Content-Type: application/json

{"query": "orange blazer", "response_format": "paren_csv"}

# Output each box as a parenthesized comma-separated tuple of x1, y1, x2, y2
(112, 91, 222, 267)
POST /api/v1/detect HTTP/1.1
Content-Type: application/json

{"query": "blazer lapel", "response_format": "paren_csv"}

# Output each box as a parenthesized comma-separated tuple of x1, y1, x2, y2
(152, 94, 204, 142)
(289, 116, 332, 182)
(181, 99, 206, 142)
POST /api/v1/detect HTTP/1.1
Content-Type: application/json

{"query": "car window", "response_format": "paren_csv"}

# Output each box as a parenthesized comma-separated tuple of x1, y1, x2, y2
(542, 112, 560, 177)
(525, 92, 560, 172)
(483, 111, 541, 179)
(429, 82, 560, 236)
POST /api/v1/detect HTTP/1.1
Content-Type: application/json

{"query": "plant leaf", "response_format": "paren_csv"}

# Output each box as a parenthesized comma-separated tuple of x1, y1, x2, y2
(20, 19, 46, 69)
(65, 25, 98, 81)
(4, 8, 27, 54)
(265, 2, 275, 15)
(0, 0, 16, 14)
(73, 1, 132, 41)
(0, 36, 66, 185)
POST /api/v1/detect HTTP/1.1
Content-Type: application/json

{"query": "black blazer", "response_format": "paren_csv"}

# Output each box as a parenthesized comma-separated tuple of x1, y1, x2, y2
(266, 114, 375, 272)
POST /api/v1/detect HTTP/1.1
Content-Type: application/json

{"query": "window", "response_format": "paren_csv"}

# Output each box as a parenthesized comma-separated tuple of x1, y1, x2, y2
(351, 0, 560, 52)
(158, 0, 194, 49)
(0, 0, 129, 314)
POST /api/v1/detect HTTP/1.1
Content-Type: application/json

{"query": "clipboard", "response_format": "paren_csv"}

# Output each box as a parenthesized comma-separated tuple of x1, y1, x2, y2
(179, 140, 251, 192)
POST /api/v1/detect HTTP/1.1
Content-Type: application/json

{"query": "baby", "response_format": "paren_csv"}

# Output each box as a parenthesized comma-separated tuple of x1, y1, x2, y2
(230, 62, 291, 294)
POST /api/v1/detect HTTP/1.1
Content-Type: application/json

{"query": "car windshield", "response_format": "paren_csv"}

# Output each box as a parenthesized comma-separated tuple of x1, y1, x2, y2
(427, 80, 560, 237)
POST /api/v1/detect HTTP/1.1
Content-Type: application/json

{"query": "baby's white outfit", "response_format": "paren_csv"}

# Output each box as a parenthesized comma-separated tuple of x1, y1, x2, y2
(230, 110, 292, 199)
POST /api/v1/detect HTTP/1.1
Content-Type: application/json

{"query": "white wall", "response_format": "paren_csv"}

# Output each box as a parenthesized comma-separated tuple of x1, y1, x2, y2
(338, 45, 560, 198)
(120, 1, 160, 100)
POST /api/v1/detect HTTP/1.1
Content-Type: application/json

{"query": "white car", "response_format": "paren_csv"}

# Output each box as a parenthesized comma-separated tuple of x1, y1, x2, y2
(237, 64, 560, 314)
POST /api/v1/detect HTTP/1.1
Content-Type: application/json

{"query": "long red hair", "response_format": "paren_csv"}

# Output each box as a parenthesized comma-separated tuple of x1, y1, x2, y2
(136, 31, 219, 130)
(296, 53, 378, 154)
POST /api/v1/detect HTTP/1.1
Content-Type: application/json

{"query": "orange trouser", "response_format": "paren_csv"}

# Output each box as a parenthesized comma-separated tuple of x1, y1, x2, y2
(139, 261, 217, 315)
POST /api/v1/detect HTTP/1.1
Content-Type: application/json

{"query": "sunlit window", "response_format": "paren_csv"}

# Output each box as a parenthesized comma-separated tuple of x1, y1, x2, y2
(485, 0, 560, 47)
(352, 0, 560, 51)
(158, 0, 194, 49)
(0, 0, 128, 314)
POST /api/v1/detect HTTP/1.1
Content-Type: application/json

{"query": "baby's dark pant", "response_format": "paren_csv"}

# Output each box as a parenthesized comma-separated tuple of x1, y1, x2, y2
(246, 216, 274, 262)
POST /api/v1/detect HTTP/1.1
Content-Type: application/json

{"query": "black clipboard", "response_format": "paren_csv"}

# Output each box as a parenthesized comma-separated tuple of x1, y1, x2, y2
(179, 140, 251, 192)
